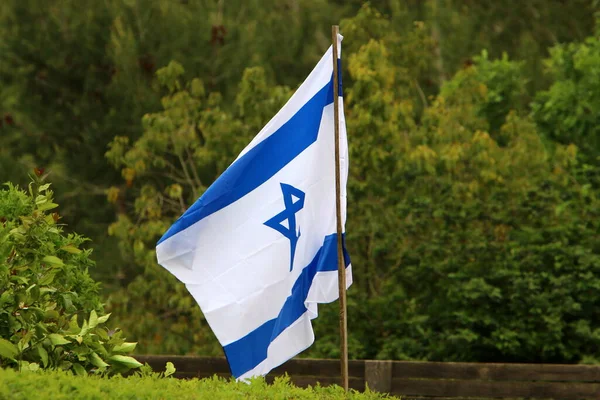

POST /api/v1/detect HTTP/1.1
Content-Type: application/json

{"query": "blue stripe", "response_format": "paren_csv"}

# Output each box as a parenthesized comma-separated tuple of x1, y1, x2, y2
(157, 76, 336, 245)
(337, 58, 343, 97)
(223, 233, 350, 378)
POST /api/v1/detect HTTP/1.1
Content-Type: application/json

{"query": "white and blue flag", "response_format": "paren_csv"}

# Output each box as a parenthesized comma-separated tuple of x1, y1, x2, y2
(156, 34, 351, 380)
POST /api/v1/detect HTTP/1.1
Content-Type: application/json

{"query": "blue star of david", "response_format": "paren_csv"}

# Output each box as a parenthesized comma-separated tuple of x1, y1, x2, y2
(264, 183, 306, 272)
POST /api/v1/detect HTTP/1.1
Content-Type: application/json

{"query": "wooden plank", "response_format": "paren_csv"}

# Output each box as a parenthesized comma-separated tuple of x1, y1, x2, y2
(365, 360, 393, 393)
(391, 378, 600, 399)
(135, 355, 231, 374)
(135, 356, 364, 377)
(135, 356, 364, 381)
(392, 361, 600, 383)
(272, 358, 364, 378)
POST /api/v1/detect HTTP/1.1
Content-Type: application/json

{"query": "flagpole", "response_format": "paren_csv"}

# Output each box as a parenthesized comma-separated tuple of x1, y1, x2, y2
(331, 24, 349, 392)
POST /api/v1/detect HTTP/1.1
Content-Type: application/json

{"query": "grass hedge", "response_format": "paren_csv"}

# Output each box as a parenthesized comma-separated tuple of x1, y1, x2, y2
(0, 368, 397, 399)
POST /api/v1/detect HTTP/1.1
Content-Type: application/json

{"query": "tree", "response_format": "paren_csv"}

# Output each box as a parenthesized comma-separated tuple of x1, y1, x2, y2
(104, 61, 292, 354)
(311, 23, 600, 362)
(533, 29, 600, 165)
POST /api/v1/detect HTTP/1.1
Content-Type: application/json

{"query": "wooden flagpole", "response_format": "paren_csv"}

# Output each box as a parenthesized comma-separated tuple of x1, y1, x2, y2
(331, 24, 349, 392)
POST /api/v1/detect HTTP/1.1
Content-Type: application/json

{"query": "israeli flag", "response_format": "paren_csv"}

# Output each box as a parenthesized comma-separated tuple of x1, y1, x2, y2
(156, 34, 350, 380)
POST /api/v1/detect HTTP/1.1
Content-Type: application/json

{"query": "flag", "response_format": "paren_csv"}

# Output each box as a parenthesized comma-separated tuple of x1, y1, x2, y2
(156, 33, 350, 380)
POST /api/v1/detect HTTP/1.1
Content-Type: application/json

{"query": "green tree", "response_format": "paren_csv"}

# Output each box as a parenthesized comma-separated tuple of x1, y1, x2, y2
(104, 61, 292, 354)
(311, 27, 600, 363)
(533, 30, 600, 165)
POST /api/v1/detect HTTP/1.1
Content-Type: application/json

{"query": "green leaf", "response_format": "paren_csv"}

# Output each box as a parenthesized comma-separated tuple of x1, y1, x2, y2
(11, 275, 28, 285)
(165, 361, 176, 377)
(89, 352, 110, 369)
(39, 287, 57, 295)
(112, 342, 137, 353)
(35, 321, 49, 335)
(62, 295, 74, 312)
(0, 338, 18, 360)
(0, 291, 13, 308)
(38, 202, 58, 211)
(39, 271, 57, 285)
(26, 284, 40, 302)
(96, 313, 111, 324)
(92, 342, 109, 358)
(67, 314, 80, 334)
(37, 345, 48, 367)
(107, 330, 124, 345)
(48, 333, 70, 346)
(35, 195, 47, 205)
(72, 363, 86, 376)
(27, 362, 40, 372)
(42, 255, 64, 266)
(80, 320, 90, 336)
(18, 361, 40, 372)
(88, 310, 99, 329)
(18, 330, 34, 352)
(60, 245, 81, 254)
(108, 355, 142, 369)
(96, 328, 109, 341)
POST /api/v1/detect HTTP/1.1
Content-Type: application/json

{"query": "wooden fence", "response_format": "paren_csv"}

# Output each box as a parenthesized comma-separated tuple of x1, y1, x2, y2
(135, 355, 600, 399)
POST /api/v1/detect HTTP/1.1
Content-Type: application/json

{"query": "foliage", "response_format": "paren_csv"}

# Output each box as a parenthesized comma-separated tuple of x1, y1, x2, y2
(1, 0, 593, 265)
(104, 61, 291, 354)
(3, 0, 600, 366)
(532, 33, 600, 164)
(440, 50, 527, 136)
(310, 31, 600, 363)
(99, 3, 600, 364)
(0, 0, 346, 284)
(0, 174, 141, 374)
(0, 367, 397, 400)
(426, 0, 596, 93)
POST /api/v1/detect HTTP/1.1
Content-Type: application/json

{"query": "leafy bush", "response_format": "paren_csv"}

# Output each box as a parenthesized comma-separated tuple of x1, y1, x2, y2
(0, 173, 140, 374)
(0, 367, 395, 400)
(533, 33, 600, 163)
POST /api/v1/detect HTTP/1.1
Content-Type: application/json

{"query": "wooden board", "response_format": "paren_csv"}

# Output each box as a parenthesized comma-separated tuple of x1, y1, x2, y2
(392, 361, 600, 383)
(271, 358, 365, 378)
(133, 356, 600, 399)
(136, 356, 364, 378)
(135, 355, 231, 374)
(391, 378, 600, 399)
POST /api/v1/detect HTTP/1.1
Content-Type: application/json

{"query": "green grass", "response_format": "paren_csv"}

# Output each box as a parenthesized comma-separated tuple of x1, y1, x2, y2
(0, 368, 398, 399)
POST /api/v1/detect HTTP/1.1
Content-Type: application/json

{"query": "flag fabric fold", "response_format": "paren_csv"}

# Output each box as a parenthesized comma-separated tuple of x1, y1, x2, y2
(156, 33, 350, 380)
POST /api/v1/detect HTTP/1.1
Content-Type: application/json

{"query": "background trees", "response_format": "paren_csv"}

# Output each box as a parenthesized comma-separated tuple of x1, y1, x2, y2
(2, 0, 600, 363)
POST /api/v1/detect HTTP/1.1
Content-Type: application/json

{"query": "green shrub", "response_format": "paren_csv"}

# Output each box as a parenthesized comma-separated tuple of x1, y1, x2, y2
(0, 367, 395, 400)
(0, 173, 140, 374)
(533, 33, 600, 163)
